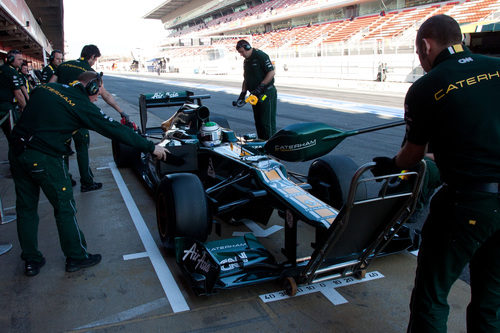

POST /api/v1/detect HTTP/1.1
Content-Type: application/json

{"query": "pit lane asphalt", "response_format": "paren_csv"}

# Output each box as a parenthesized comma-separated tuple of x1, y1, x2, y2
(0, 73, 470, 332)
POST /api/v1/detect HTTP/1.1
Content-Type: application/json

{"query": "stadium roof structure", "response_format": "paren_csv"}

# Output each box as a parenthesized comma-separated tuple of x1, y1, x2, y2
(144, 0, 198, 20)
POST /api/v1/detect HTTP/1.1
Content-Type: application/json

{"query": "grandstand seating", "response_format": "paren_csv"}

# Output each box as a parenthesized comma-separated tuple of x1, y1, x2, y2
(164, 0, 500, 57)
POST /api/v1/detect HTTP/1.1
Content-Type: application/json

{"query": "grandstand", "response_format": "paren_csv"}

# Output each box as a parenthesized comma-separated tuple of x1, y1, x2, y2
(144, 0, 500, 82)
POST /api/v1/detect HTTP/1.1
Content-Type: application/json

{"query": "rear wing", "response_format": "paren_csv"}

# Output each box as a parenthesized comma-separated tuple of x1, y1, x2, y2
(138, 90, 210, 134)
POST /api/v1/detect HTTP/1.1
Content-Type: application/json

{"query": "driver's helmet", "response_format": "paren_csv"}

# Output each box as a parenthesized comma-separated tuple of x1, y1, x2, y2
(200, 122, 222, 147)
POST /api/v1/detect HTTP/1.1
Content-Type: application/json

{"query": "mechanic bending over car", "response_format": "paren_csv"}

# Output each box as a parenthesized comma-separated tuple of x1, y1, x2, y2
(371, 15, 500, 332)
(50, 44, 130, 192)
(235, 39, 277, 140)
(0, 49, 27, 142)
(8, 71, 169, 276)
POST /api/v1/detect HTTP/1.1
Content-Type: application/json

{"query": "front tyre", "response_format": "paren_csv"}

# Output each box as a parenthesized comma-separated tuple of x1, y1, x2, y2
(156, 173, 211, 251)
(307, 154, 367, 210)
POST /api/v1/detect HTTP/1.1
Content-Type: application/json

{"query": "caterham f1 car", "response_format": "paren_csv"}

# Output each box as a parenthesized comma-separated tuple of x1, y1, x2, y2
(112, 90, 426, 296)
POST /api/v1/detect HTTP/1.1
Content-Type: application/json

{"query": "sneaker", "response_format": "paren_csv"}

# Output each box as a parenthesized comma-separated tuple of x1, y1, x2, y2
(81, 182, 102, 192)
(25, 257, 46, 277)
(65, 253, 102, 272)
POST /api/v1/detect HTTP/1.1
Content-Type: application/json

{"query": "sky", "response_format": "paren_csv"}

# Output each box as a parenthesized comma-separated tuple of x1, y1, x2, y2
(63, 0, 166, 59)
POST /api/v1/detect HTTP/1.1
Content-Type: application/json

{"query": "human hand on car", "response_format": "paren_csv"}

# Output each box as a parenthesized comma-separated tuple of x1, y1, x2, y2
(153, 145, 167, 160)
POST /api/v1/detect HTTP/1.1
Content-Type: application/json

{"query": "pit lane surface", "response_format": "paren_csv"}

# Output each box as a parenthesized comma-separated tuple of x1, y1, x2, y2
(0, 73, 470, 332)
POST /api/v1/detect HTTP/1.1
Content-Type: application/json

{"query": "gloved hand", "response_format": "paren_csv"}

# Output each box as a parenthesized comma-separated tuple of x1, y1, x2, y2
(250, 84, 266, 97)
(372, 156, 400, 177)
(120, 116, 138, 130)
(121, 112, 130, 121)
(232, 91, 247, 107)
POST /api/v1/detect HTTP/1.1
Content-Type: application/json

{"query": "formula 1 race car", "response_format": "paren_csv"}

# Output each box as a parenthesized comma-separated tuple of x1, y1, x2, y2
(112, 90, 426, 296)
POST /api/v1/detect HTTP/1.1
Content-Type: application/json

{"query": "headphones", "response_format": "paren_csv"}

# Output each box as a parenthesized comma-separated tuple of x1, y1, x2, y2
(70, 72, 102, 96)
(49, 50, 61, 62)
(6, 50, 21, 64)
(85, 72, 102, 96)
(236, 40, 251, 51)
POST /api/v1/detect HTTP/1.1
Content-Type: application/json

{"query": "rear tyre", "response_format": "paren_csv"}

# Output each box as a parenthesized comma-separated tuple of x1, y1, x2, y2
(156, 173, 211, 251)
(307, 154, 367, 210)
(112, 140, 140, 168)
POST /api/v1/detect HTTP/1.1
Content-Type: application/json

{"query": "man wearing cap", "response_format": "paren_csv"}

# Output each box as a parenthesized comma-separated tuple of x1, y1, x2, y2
(0, 50, 27, 141)
(9, 71, 168, 276)
(235, 40, 277, 140)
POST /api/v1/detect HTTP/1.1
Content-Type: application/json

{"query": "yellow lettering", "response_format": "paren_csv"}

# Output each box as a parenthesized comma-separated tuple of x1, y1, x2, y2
(434, 89, 445, 101)
(466, 77, 477, 85)
(446, 84, 458, 94)
(477, 74, 488, 82)
(488, 71, 499, 79)
(456, 80, 465, 88)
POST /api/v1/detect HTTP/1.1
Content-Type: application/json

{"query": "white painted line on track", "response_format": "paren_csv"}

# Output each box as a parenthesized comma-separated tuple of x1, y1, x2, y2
(123, 251, 149, 260)
(96, 166, 111, 170)
(109, 162, 189, 313)
(260, 271, 384, 306)
(75, 297, 169, 330)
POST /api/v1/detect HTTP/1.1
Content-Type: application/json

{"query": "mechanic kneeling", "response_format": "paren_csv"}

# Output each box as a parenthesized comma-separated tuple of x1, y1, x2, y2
(9, 71, 168, 276)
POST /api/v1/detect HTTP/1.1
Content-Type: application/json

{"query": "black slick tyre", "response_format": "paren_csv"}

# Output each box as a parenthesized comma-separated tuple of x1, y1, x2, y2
(156, 173, 211, 251)
(307, 154, 367, 210)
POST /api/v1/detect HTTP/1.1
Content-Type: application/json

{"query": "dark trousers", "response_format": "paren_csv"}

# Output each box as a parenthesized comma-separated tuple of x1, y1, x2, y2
(408, 186, 500, 332)
(9, 148, 89, 261)
(251, 86, 277, 140)
(72, 129, 94, 186)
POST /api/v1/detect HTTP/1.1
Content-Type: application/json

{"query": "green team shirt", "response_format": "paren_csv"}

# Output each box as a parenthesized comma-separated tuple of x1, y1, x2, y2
(404, 45, 500, 184)
(41, 64, 56, 83)
(0, 64, 22, 104)
(11, 83, 154, 157)
(243, 49, 274, 91)
(54, 58, 94, 84)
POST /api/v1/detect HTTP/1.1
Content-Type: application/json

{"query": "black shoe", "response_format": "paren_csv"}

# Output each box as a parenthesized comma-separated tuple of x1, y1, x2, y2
(71, 178, 77, 186)
(81, 182, 102, 192)
(65, 254, 102, 272)
(25, 258, 46, 277)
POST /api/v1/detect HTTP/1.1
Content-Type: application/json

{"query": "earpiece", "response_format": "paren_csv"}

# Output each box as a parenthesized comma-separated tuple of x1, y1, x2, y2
(236, 40, 252, 51)
(6, 50, 20, 64)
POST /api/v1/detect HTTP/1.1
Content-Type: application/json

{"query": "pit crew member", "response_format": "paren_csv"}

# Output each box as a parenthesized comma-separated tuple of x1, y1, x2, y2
(9, 71, 168, 276)
(235, 40, 277, 140)
(372, 15, 500, 332)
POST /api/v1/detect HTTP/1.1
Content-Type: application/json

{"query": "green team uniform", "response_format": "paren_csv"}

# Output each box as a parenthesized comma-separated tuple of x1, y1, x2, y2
(40, 64, 56, 83)
(405, 45, 500, 332)
(243, 49, 277, 139)
(8, 82, 154, 262)
(55, 58, 97, 186)
(0, 64, 23, 140)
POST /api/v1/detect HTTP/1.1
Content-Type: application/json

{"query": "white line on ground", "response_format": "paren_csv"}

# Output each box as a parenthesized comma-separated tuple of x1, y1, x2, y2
(75, 297, 169, 330)
(96, 166, 111, 170)
(123, 252, 149, 260)
(109, 162, 189, 313)
(260, 271, 384, 306)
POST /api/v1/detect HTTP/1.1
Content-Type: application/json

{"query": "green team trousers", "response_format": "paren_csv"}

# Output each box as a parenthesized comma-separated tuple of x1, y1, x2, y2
(9, 148, 89, 262)
(251, 86, 277, 140)
(71, 128, 95, 186)
(408, 186, 500, 332)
